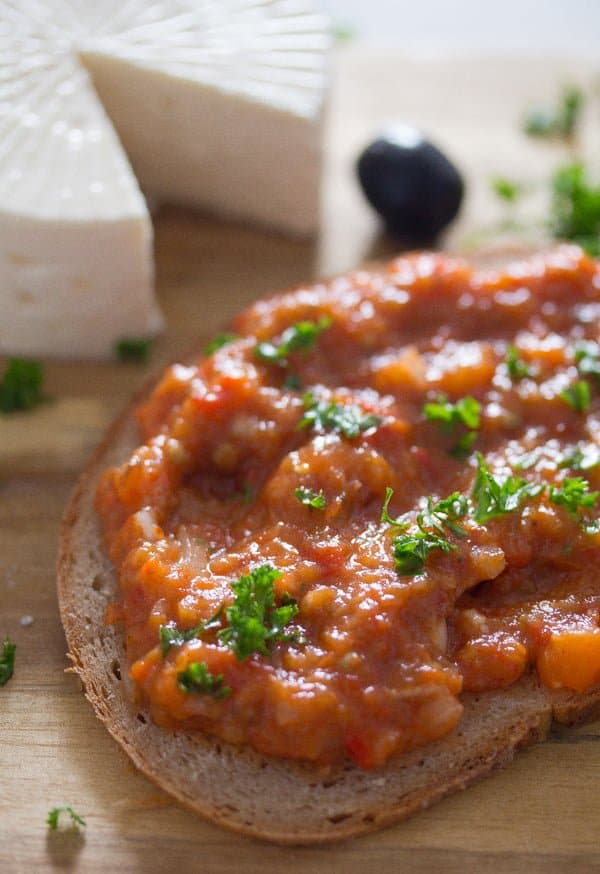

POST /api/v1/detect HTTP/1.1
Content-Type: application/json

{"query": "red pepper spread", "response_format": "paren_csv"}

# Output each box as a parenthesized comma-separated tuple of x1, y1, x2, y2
(96, 247, 600, 769)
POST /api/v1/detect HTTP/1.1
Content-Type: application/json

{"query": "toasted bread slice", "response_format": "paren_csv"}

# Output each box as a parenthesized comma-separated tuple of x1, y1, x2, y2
(57, 250, 600, 844)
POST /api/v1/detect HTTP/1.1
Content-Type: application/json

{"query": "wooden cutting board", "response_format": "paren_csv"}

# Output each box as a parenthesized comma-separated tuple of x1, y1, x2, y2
(1, 48, 599, 874)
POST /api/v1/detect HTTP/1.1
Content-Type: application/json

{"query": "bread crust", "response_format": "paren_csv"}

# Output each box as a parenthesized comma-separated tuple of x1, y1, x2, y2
(57, 255, 600, 845)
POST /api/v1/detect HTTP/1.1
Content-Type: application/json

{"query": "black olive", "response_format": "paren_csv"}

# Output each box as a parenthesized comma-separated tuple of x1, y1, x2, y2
(357, 125, 464, 242)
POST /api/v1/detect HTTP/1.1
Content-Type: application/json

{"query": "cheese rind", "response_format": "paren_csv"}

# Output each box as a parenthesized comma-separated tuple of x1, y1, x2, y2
(0, 0, 328, 358)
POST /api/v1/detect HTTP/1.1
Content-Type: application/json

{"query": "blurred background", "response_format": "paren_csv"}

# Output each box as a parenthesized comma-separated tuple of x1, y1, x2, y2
(321, 0, 600, 57)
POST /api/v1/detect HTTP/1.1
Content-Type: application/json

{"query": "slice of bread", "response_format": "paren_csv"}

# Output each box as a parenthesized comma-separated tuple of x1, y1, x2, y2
(57, 251, 600, 844)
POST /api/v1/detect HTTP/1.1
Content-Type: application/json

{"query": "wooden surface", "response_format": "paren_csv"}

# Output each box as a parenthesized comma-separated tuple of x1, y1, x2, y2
(2, 48, 600, 873)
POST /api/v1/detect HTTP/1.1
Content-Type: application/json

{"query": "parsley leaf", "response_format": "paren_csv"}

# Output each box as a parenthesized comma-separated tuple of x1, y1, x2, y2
(491, 177, 523, 204)
(294, 486, 326, 509)
(333, 22, 356, 43)
(575, 341, 600, 385)
(0, 638, 16, 686)
(283, 373, 302, 391)
(549, 477, 599, 515)
(423, 394, 481, 430)
(524, 86, 584, 140)
(471, 453, 544, 523)
(419, 493, 469, 539)
(158, 608, 223, 656)
(254, 317, 331, 367)
(382, 488, 468, 576)
(177, 662, 231, 699)
(217, 564, 300, 661)
(298, 393, 382, 439)
(550, 163, 600, 257)
(505, 345, 532, 380)
(392, 530, 455, 576)
(114, 337, 152, 363)
(380, 487, 409, 529)
(423, 394, 481, 457)
(0, 358, 44, 413)
(451, 431, 478, 460)
(47, 806, 86, 831)
(560, 380, 591, 412)
(205, 333, 238, 355)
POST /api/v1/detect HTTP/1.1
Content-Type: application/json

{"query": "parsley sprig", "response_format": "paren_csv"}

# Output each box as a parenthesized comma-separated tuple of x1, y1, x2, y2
(294, 486, 326, 510)
(217, 565, 300, 661)
(0, 638, 16, 686)
(298, 393, 382, 439)
(177, 662, 231, 699)
(423, 394, 481, 458)
(114, 337, 152, 363)
(549, 477, 599, 516)
(575, 341, 600, 384)
(491, 177, 523, 204)
(550, 163, 600, 257)
(505, 345, 532, 380)
(160, 565, 301, 667)
(561, 379, 591, 412)
(47, 806, 86, 831)
(471, 453, 544, 523)
(255, 317, 331, 367)
(159, 609, 223, 656)
(524, 86, 584, 140)
(0, 358, 45, 413)
(205, 333, 238, 355)
(381, 488, 468, 576)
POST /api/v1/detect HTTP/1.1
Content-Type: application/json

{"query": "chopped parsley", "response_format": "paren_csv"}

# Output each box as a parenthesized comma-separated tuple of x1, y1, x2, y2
(298, 393, 382, 439)
(254, 317, 331, 367)
(392, 530, 455, 576)
(333, 22, 356, 43)
(283, 373, 302, 391)
(451, 431, 478, 460)
(0, 358, 44, 413)
(549, 477, 599, 516)
(380, 487, 409, 529)
(217, 564, 301, 661)
(159, 609, 223, 656)
(177, 662, 231, 699)
(505, 345, 532, 380)
(471, 453, 544, 523)
(47, 806, 86, 831)
(114, 337, 152, 363)
(204, 333, 238, 355)
(294, 486, 326, 510)
(575, 341, 600, 385)
(419, 493, 469, 539)
(423, 394, 481, 430)
(423, 394, 481, 458)
(491, 177, 523, 204)
(560, 379, 591, 412)
(0, 638, 16, 686)
(159, 565, 301, 664)
(550, 163, 600, 257)
(381, 488, 468, 576)
(524, 86, 584, 140)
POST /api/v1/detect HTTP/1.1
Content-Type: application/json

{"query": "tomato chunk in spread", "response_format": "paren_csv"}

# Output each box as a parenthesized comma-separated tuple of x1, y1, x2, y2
(96, 246, 600, 769)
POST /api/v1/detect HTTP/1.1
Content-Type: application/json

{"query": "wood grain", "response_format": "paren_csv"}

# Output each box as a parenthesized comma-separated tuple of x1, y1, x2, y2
(1, 48, 600, 873)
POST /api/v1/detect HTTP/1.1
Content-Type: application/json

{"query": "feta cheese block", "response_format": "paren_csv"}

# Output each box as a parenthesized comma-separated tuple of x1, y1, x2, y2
(0, 0, 329, 358)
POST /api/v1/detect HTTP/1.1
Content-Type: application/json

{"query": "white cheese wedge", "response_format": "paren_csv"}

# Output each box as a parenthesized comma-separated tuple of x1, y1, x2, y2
(0, 0, 329, 358)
